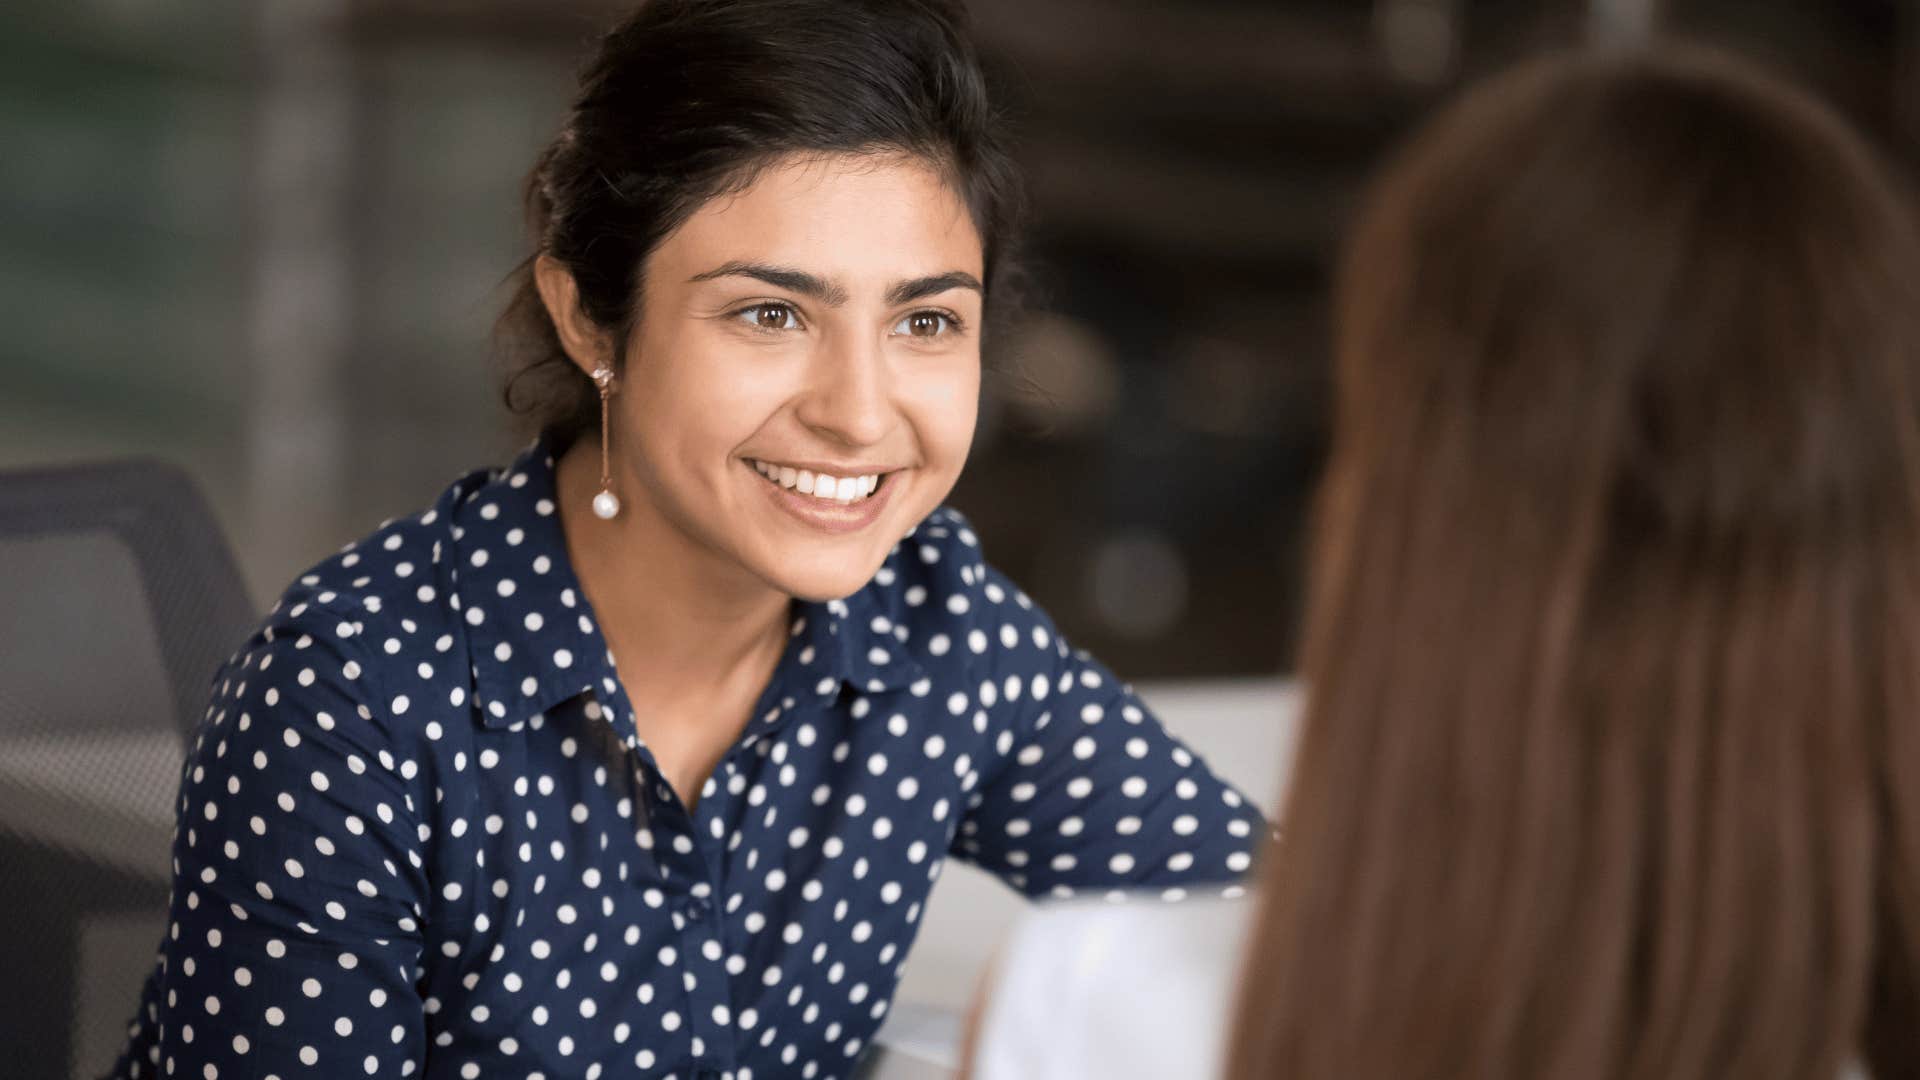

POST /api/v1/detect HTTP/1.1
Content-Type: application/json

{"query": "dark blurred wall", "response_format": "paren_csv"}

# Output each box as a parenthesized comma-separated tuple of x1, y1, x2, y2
(0, 3, 253, 519)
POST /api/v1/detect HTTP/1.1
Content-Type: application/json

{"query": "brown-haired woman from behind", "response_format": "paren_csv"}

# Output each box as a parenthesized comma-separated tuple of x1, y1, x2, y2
(1233, 44, 1920, 1080)
(969, 44, 1920, 1080)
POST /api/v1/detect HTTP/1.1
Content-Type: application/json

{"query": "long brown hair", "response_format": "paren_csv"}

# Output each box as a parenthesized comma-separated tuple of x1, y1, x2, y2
(1228, 47, 1920, 1080)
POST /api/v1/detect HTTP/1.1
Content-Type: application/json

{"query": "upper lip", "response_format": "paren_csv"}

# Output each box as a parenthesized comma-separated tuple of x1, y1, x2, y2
(746, 457, 905, 475)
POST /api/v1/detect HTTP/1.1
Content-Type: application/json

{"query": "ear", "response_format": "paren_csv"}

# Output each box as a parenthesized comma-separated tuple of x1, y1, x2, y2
(533, 254, 616, 376)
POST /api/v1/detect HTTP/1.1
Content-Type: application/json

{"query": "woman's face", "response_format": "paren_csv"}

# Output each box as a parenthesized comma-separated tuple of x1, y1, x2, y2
(607, 152, 985, 602)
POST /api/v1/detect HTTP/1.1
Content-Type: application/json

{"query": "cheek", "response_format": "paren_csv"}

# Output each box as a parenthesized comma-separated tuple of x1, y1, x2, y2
(626, 347, 781, 451)
(905, 366, 981, 467)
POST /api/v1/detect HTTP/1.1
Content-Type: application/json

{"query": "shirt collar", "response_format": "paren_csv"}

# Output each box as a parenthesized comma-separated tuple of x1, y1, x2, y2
(450, 440, 926, 733)
(783, 580, 931, 700)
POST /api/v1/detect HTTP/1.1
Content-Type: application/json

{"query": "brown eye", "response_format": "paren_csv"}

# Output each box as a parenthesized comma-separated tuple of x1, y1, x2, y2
(754, 304, 793, 329)
(896, 311, 951, 338)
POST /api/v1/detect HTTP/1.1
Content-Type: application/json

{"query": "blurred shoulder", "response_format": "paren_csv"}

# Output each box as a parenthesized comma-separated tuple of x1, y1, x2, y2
(972, 894, 1255, 1080)
(1014, 892, 1255, 975)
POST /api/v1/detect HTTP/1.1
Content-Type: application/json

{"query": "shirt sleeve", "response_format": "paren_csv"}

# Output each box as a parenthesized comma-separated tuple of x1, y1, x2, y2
(950, 563, 1268, 900)
(108, 604, 430, 1080)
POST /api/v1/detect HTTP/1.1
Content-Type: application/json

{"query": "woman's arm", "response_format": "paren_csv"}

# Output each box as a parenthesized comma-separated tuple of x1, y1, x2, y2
(108, 606, 430, 1079)
(947, 559, 1268, 898)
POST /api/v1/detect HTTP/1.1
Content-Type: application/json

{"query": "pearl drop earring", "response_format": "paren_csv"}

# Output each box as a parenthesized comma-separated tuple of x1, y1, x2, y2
(590, 365, 620, 520)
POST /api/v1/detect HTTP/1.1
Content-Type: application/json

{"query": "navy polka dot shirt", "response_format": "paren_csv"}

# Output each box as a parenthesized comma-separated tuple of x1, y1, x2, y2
(110, 440, 1266, 1080)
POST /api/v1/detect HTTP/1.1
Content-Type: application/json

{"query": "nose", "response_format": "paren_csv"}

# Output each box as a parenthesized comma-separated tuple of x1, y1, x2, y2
(793, 332, 895, 448)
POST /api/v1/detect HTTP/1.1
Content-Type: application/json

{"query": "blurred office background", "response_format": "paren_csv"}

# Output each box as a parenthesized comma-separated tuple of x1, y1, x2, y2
(9, 3, 1920, 1076)
(3, 0, 1916, 678)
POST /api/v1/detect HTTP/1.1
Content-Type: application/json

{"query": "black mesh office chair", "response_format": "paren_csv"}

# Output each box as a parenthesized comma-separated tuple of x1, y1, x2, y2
(0, 460, 253, 1080)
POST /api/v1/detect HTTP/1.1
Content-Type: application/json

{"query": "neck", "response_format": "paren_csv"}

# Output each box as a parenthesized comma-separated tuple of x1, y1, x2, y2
(553, 438, 791, 704)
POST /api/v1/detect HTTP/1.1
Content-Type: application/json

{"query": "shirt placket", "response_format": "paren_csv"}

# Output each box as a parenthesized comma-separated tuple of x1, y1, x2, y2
(614, 716, 738, 1079)
(669, 661, 827, 1079)
(676, 775, 737, 1080)
(591, 604, 849, 1079)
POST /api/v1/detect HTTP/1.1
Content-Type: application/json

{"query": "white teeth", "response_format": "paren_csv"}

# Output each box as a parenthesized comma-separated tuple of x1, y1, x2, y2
(750, 460, 884, 505)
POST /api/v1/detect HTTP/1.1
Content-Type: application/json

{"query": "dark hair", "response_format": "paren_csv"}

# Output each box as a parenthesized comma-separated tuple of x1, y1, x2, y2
(1228, 46, 1920, 1079)
(497, 0, 1025, 446)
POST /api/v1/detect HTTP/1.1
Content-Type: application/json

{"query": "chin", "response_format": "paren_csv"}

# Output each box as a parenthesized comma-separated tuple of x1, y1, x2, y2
(758, 545, 894, 604)
(772, 568, 884, 604)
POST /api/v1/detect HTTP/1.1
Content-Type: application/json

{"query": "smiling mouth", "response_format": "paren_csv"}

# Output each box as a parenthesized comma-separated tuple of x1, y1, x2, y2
(747, 459, 891, 505)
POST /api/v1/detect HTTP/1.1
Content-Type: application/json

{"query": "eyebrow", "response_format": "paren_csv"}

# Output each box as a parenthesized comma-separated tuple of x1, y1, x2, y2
(886, 271, 984, 306)
(689, 261, 850, 306)
(688, 261, 983, 308)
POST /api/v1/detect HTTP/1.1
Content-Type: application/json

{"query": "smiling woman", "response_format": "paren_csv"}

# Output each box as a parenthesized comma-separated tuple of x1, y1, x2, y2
(106, 2, 1266, 1079)
(538, 154, 988, 616)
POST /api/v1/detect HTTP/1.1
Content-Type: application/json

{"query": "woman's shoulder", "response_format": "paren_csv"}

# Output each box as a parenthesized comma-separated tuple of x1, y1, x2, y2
(973, 894, 1255, 1080)
(265, 462, 502, 631)
(217, 457, 529, 738)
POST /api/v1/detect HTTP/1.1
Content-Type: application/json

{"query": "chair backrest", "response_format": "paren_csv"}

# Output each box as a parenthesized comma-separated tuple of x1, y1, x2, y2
(0, 459, 253, 1080)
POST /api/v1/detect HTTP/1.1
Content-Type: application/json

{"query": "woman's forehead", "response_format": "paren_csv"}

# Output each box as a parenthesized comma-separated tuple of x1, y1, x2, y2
(655, 152, 985, 289)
